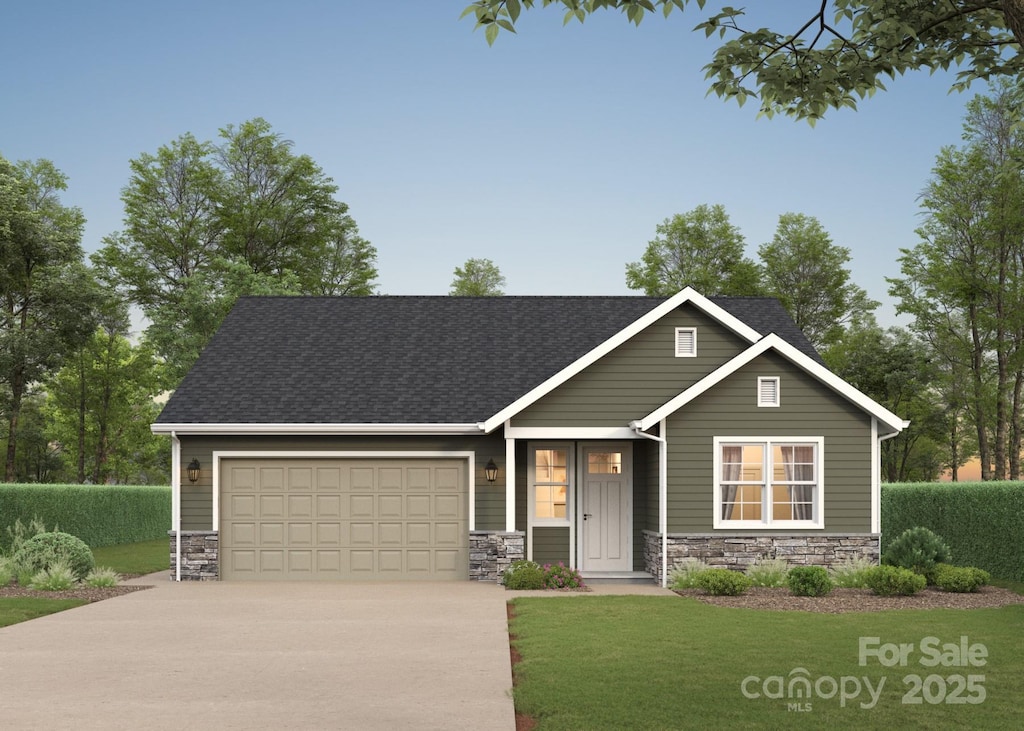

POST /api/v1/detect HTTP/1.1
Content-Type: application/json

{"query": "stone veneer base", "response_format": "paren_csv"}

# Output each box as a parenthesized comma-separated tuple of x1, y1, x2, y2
(168, 529, 522, 582)
(469, 531, 525, 582)
(643, 531, 880, 585)
(168, 531, 219, 581)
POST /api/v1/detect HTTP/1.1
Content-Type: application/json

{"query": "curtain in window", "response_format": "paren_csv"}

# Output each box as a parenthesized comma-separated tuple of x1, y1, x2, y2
(783, 445, 814, 520)
(721, 445, 742, 520)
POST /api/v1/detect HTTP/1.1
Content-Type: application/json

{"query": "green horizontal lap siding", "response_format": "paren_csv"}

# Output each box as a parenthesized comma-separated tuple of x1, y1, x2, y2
(514, 305, 749, 427)
(176, 433, 506, 531)
(532, 526, 570, 565)
(666, 352, 873, 533)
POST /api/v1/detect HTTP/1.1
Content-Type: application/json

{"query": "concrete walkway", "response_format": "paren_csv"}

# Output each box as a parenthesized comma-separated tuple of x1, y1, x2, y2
(0, 573, 515, 731)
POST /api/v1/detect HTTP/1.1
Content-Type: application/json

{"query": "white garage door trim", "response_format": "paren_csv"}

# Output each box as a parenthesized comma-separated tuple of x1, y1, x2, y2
(211, 450, 477, 532)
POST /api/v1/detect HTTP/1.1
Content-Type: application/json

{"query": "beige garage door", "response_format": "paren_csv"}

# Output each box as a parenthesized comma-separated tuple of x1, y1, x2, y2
(220, 458, 468, 580)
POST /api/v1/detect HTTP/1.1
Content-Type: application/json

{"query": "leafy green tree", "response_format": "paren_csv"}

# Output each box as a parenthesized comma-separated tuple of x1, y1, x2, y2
(45, 296, 168, 484)
(824, 318, 949, 482)
(463, 1, 1024, 121)
(625, 204, 761, 296)
(889, 81, 1024, 480)
(450, 258, 506, 296)
(759, 213, 877, 350)
(94, 119, 378, 383)
(0, 156, 101, 481)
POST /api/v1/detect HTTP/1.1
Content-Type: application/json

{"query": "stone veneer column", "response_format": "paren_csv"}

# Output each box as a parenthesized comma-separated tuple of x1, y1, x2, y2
(643, 531, 880, 585)
(168, 531, 219, 581)
(469, 531, 525, 582)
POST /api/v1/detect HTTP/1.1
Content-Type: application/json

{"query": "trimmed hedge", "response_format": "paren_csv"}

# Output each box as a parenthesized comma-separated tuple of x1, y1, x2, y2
(0, 484, 170, 550)
(882, 482, 1024, 582)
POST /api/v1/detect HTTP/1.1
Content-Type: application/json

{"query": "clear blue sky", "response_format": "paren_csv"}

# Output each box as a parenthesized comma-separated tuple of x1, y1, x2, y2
(1, 2, 979, 325)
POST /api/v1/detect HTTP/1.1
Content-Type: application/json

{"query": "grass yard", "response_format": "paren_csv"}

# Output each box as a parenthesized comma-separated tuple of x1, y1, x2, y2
(91, 538, 169, 575)
(509, 596, 1024, 730)
(0, 597, 87, 628)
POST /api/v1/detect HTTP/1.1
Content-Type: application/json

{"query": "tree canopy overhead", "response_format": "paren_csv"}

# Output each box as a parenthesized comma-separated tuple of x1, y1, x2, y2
(462, 1, 1024, 122)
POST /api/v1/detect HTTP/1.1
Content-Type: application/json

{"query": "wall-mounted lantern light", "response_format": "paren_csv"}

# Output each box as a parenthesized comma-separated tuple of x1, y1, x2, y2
(187, 458, 201, 484)
(484, 458, 498, 484)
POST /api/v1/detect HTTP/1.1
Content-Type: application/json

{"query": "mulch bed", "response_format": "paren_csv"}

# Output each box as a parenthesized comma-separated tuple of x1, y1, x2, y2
(673, 585, 1024, 613)
(0, 581, 152, 603)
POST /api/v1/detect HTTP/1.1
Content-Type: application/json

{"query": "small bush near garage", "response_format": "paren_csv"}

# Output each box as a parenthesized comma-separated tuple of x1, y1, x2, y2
(933, 564, 991, 593)
(28, 560, 77, 591)
(542, 562, 585, 590)
(668, 558, 711, 589)
(786, 566, 833, 597)
(12, 532, 95, 580)
(745, 558, 789, 587)
(503, 560, 546, 590)
(882, 526, 951, 583)
(695, 568, 752, 596)
(864, 565, 926, 596)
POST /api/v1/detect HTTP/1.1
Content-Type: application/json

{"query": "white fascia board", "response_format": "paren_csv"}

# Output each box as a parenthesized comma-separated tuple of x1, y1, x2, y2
(503, 426, 641, 440)
(151, 423, 485, 436)
(482, 287, 763, 433)
(638, 334, 907, 433)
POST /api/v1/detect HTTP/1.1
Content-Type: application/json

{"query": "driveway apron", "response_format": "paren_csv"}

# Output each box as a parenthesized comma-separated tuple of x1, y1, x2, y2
(0, 575, 515, 731)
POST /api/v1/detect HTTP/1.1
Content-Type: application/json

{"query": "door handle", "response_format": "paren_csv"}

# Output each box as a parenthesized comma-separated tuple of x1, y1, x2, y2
(583, 513, 592, 520)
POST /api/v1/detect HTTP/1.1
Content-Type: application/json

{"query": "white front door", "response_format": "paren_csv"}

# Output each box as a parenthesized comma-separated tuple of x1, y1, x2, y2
(580, 445, 632, 572)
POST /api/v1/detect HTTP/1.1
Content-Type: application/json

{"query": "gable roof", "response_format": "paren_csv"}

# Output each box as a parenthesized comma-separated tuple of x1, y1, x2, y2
(153, 291, 822, 430)
(635, 334, 908, 434)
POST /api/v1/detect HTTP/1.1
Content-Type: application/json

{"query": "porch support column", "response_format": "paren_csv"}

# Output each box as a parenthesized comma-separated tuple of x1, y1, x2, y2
(659, 419, 668, 588)
(171, 431, 181, 582)
(505, 435, 516, 532)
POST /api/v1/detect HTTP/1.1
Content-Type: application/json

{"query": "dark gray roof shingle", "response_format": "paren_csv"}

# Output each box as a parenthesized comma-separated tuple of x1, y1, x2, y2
(155, 295, 821, 425)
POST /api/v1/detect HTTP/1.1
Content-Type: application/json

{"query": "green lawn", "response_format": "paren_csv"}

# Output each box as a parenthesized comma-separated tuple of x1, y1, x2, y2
(0, 597, 87, 628)
(91, 538, 169, 575)
(509, 596, 1024, 730)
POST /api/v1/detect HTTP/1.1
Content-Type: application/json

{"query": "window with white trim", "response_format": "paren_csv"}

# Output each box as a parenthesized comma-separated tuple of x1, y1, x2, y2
(675, 327, 697, 357)
(757, 377, 780, 407)
(530, 446, 570, 523)
(714, 438, 823, 528)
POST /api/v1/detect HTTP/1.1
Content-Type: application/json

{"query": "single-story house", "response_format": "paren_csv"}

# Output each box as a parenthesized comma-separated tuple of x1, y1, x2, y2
(152, 287, 907, 584)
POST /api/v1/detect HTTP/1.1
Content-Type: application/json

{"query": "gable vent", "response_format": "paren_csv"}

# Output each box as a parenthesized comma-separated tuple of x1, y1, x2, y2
(758, 377, 780, 407)
(675, 327, 697, 357)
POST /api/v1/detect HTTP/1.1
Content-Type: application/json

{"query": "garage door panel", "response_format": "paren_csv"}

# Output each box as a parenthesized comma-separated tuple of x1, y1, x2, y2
(317, 495, 341, 518)
(434, 494, 460, 519)
(407, 522, 431, 545)
(260, 495, 284, 518)
(351, 522, 374, 545)
(259, 468, 285, 491)
(317, 523, 341, 545)
(221, 458, 468, 580)
(288, 494, 313, 518)
(407, 495, 431, 517)
(287, 467, 312, 490)
(379, 494, 402, 517)
(289, 523, 313, 545)
(379, 522, 403, 544)
(350, 494, 374, 518)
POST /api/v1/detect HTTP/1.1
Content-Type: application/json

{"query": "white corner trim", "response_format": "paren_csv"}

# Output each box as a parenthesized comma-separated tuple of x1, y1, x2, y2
(871, 418, 880, 534)
(638, 334, 907, 433)
(151, 423, 485, 436)
(481, 287, 762, 433)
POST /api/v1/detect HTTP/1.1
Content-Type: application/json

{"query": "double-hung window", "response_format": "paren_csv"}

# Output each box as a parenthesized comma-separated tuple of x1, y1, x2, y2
(714, 437, 823, 529)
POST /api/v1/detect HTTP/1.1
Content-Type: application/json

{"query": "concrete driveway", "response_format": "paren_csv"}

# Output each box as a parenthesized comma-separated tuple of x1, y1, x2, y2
(0, 574, 515, 730)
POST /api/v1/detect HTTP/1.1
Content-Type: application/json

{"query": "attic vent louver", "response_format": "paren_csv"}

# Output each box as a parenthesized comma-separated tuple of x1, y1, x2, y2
(675, 327, 697, 357)
(758, 377, 780, 407)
